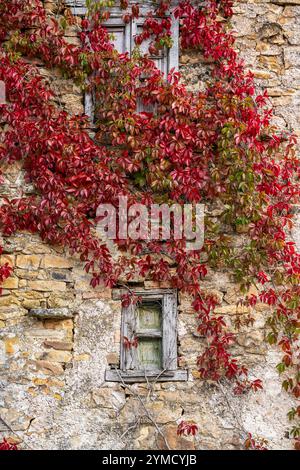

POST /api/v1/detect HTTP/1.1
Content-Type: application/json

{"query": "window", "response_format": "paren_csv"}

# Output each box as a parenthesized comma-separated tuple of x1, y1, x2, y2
(65, 1, 179, 121)
(106, 289, 188, 382)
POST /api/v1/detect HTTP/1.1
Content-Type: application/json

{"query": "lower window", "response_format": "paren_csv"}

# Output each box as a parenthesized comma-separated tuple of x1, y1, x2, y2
(105, 289, 188, 382)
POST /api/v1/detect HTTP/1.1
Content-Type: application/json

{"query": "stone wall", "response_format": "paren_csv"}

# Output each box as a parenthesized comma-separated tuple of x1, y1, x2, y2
(0, 0, 299, 450)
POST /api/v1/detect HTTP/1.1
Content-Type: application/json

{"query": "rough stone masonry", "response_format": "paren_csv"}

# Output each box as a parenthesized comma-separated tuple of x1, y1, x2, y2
(0, 0, 299, 450)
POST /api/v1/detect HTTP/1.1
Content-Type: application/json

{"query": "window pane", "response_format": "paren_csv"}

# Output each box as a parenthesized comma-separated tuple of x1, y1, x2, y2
(137, 302, 162, 331)
(136, 24, 167, 75)
(107, 26, 126, 53)
(138, 338, 162, 370)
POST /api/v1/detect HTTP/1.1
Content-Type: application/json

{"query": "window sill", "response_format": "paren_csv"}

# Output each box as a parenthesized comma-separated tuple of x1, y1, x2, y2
(105, 369, 188, 383)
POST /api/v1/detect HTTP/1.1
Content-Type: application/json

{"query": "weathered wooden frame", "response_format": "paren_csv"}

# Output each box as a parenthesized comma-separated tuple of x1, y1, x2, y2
(106, 289, 188, 382)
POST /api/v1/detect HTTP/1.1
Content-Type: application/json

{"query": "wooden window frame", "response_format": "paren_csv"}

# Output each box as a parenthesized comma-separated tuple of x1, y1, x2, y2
(106, 289, 188, 382)
(65, 1, 179, 122)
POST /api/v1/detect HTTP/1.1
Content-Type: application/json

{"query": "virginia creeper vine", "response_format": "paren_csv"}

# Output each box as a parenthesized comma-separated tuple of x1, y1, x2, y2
(0, 0, 299, 449)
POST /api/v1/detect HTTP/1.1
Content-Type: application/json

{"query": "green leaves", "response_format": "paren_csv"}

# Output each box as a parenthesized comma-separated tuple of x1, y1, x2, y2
(276, 362, 286, 374)
(133, 171, 146, 188)
(282, 378, 293, 392)
(266, 331, 277, 345)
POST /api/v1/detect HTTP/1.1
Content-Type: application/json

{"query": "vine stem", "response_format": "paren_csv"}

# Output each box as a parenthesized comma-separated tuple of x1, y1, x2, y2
(114, 368, 171, 450)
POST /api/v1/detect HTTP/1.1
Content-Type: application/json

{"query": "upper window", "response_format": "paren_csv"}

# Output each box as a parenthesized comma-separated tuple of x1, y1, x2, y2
(65, 1, 179, 121)
(106, 289, 188, 382)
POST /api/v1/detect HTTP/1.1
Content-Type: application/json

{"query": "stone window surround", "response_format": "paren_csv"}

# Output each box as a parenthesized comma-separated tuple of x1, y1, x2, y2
(105, 288, 188, 382)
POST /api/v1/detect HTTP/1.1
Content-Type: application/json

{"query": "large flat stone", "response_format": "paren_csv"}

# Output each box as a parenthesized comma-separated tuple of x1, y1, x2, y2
(29, 308, 74, 319)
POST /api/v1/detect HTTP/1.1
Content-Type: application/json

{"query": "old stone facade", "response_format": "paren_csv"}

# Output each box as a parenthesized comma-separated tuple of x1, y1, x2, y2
(0, 0, 299, 450)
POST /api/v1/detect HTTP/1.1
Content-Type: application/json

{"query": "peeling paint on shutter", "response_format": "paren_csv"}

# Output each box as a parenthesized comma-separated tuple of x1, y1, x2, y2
(121, 302, 138, 371)
(162, 292, 177, 370)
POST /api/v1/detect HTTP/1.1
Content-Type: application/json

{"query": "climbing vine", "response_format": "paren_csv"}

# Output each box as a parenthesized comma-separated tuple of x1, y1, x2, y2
(0, 438, 18, 450)
(0, 0, 299, 449)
